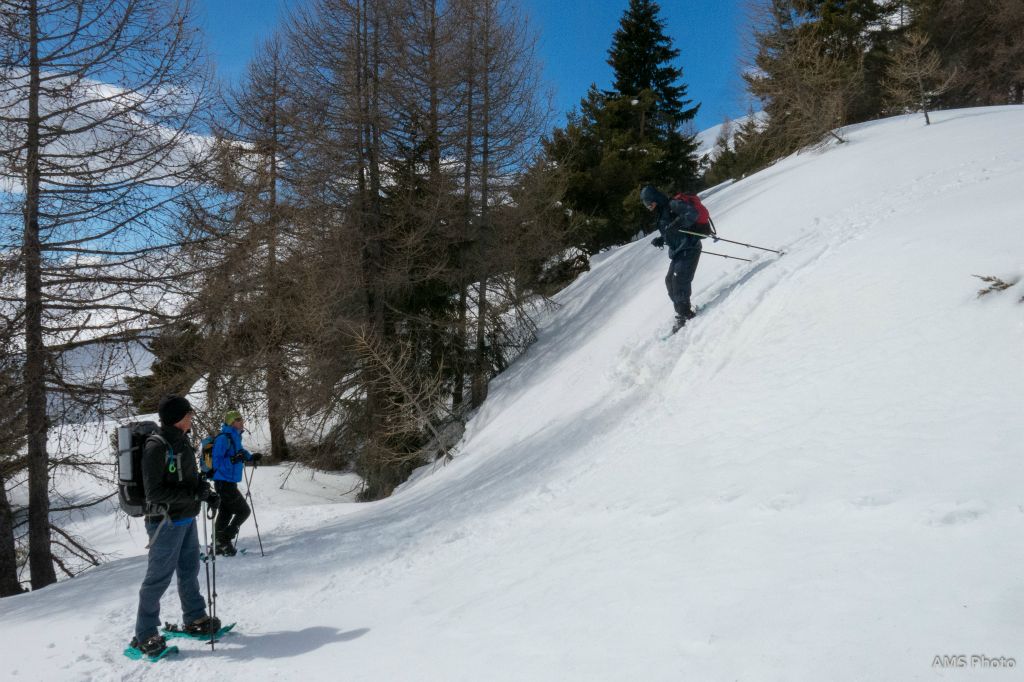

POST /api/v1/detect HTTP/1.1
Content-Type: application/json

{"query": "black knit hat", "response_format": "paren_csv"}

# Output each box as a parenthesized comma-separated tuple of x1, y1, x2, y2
(158, 395, 192, 425)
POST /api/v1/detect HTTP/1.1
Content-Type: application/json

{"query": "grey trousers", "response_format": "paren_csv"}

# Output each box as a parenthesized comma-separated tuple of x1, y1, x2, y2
(134, 518, 206, 640)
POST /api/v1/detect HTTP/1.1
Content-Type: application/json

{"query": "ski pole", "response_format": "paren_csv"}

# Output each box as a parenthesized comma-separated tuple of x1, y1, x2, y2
(201, 501, 216, 651)
(702, 249, 751, 262)
(206, 501, 217, 652)
(243, 464, 265, 557)
(680, 228, 784, 255)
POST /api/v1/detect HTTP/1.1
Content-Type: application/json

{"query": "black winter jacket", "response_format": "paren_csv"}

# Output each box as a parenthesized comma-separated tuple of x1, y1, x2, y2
(642, 186, 703, 259)
(142, 424, 209, 522)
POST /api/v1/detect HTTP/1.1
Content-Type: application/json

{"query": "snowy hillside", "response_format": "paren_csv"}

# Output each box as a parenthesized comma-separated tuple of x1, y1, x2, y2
(2, 106, 1023, 681)
(694, 111, 766, 160)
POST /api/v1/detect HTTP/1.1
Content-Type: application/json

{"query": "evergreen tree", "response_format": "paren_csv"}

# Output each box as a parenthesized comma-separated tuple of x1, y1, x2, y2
(746, 0, 878, 155)
(905, 0, 1024, 106)
(545, 0, 700, 254)
(607, 0, 699, 130)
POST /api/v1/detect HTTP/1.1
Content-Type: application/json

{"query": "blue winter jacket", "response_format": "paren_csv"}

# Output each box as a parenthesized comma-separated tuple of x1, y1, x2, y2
(211, 423, 253, 483)
(642, 185, 702, 259)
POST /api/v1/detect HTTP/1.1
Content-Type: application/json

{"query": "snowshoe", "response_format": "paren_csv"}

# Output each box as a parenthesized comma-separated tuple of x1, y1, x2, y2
(185, 615, 221, 636)
(163, 619, 236, 642)
(125, 634, 178, 661)
(215, 540, 237, 557)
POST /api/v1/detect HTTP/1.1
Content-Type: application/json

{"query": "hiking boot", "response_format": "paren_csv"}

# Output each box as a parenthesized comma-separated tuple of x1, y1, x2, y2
(671, 315, 687, 334)
(215, 539, 237, 556)
(131, 633, 168, 657)
(183, 615, 222, 636)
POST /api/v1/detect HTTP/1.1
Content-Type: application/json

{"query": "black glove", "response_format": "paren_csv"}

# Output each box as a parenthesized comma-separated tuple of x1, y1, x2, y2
(651, 236, 665, 249)
(197, 485, 218, 505)
(251, 452, 264, 464)
(230, 452, 245, 464)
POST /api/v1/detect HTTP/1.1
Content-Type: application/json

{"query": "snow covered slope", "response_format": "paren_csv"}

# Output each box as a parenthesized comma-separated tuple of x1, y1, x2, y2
(2, 107, 1023, 681)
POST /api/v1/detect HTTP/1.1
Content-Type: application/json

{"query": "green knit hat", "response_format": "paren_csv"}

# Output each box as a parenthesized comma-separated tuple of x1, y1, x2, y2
(224, 410, 243, 425)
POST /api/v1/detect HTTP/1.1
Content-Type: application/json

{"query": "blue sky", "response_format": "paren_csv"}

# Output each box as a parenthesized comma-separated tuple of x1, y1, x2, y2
(195, 0, 751, 133)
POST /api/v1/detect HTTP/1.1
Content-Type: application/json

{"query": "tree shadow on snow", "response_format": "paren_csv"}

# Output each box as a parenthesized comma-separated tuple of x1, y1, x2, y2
(216, 626, 369, 660)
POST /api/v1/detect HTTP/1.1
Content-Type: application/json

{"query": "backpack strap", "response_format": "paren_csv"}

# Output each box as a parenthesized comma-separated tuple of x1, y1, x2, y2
(223, 432, 240, 458)
(146, 434, 182, 483)
(216, 431, 234, 454)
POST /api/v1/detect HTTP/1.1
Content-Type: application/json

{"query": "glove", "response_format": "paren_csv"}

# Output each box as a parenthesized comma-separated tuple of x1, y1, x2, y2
(251, 452, 264, 463)
(230, 452, 245, 464)
(197, 485, 218, 506)
(651, 236, 665, 249)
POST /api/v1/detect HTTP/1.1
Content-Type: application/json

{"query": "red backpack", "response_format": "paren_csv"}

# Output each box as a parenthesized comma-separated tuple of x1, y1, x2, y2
(671, 192, 715, 238)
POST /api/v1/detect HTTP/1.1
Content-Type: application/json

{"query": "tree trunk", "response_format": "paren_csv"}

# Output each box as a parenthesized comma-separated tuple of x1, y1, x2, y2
(453, 284, 467, 410)
(265, 59, 290, 462)
(470, 3, 492, 409)
(0, 478, 22, 597)
(24, 0, 56, 590)
(266, 365, 288, 460)
(456, 0, 475, 409)
(354, 0, 389, 496)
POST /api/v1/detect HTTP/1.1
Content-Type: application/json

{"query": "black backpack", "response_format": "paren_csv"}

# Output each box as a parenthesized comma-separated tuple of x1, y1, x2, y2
(115, 421, 178, 517)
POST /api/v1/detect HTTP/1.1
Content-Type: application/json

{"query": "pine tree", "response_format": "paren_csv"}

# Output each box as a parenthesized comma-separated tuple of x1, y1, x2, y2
(545, 0, 700, 254)
(607, 0, 699, 130)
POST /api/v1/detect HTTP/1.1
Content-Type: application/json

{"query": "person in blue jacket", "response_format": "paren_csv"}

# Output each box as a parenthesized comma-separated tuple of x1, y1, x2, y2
(641, 184, 703, 333)
(211, 410, 262, 556)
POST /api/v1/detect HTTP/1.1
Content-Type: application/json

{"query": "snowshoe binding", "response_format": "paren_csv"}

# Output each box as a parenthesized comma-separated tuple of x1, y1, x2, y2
(184, 615, 221, 636)
(163, 617, 236, 642)
(124, 634, 178, 661)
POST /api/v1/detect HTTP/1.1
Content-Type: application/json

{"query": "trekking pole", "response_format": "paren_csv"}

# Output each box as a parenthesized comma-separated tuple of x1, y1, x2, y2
(206, 502, 217, 652)
(680, 227, 784, 255)
(243, 464, 265, 557)
(200, 505, 215, 652)
(702, 249, 752, 263)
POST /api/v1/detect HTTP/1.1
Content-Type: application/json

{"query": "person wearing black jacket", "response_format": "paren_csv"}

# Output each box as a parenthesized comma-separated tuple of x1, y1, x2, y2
(129, 395, 223, 658)
(642, 184, 703, 333)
